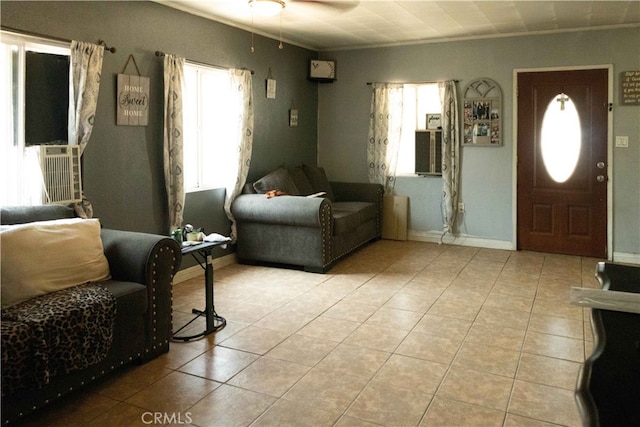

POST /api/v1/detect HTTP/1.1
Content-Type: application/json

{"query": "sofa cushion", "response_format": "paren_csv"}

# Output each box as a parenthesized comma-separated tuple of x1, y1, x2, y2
(253, 167, 300, 195)
(332, 202, 377, 236)
(288, 166, 315, 196)
(0, 218, 111, 308)
(302, 165, 335, 201)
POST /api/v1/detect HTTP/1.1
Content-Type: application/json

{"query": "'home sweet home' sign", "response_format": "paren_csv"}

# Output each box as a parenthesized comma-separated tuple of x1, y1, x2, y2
(117, 74, 149, 126)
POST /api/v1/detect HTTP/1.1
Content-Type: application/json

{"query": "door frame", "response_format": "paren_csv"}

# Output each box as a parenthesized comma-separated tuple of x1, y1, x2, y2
(512, 65, 614, 259)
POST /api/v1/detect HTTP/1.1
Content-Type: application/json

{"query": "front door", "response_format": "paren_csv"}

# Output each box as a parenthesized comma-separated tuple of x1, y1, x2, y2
(517, 69, 608, 258)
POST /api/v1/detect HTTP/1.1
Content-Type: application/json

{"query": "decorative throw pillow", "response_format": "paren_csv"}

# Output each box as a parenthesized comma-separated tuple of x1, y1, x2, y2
(1, 218, 111, 308)
(253, 167, 300, 195)
(302, 164, 335, 201)
(288, 166, 315, 196)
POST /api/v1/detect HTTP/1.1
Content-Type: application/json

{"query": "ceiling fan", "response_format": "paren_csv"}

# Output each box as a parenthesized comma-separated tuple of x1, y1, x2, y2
(249, 0, 359, 16)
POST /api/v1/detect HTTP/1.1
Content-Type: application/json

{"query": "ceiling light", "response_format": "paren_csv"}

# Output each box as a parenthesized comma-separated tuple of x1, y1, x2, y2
(249, 0, 285, 17)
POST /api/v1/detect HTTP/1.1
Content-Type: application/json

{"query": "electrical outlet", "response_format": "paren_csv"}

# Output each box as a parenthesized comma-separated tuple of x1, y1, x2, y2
(458, 202, 465, 213)
(615, 136, 629, 148)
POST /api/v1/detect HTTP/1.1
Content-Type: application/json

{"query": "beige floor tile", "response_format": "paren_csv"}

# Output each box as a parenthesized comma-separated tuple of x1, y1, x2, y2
(483, 291, 534, 313)
(522, 331, 585, 362)
(527, 313, 584, 339)
(395, 330, 461, 364)
(283, 293, 339, 316)
(257, 306, 316, 334)
(453, 341, 520, 377)
(188, 384, 277, 427)
(265, 333, 338, 366)
(253, 394, 342, 427)
(383, 291, 436, 313)
(516, 352, 581, 390)
(93, 358, 173, 400)
(125, 371, 219, 412)
(334, 415, 383, 426)
(227, 357, 310, 397)
(297, 315, 360, 342)
(413, 314, 472, 341)
(420, 396, 505, 427)
(322, 299, 379, 322)
(87, 402, 157, 427)
(532, 297, 583, 320)
(220, 302, 276, 324)
(374, 354, 448, 395)
(465, 323, 526, 351)
(283, 367, 368, 413)
(427, 298, 482, 321)
(365, 306, 424, 331)
(344, 323, 408, 352)
(508, 379, 582, 426)
(219, 325, 290, 354)
(437, 366, 514, 411)
(178, 345, 259, 382)
(475, 305, 531, 330)
(316, 343, 390, 379)
(503, 413, 560, 426)
(346, 380, 433, 427)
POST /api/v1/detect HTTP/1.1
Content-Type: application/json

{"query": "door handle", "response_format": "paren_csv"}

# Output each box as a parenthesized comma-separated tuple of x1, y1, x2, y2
(596, 175, 606, 182)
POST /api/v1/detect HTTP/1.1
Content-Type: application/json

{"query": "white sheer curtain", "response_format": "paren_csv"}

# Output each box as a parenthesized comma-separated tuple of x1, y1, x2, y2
(223, 68, 254, 240)
(68, 40, 104, 217)
(367, 83, 404, 194)
(162, 54, 185, 232)
(439, 80, 460, 238)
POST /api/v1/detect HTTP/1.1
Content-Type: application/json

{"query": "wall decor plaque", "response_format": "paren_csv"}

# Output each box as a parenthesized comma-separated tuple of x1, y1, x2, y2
(116, 55, 149, 126)
(620, 70, 640, 106)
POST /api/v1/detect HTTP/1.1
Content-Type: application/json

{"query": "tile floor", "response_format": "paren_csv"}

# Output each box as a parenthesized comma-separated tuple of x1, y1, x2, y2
(20, 240, 604, 426)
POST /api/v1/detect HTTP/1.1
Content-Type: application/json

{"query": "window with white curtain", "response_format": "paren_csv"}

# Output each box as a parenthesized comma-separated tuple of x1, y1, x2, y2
(0, 31, 70, 206)
(183, 62, 240, 192)
(396, 83, 442, 174)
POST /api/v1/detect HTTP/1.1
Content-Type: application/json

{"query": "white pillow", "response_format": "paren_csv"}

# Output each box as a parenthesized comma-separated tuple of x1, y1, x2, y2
(1, 217, 111, 308)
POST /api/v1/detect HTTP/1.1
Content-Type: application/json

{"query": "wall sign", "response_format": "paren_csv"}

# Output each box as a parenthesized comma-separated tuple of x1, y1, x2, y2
(620, 70, 640, 106)
(117, 55, 149, 126)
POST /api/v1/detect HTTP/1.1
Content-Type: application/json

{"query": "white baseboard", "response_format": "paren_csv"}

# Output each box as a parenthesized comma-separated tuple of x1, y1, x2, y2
(408, 229, 515, 251)
(173, 253, 237, 284)
(612, 252, 640, 265)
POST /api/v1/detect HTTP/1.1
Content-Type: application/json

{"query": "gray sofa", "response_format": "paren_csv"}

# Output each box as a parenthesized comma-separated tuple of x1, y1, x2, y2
(231, 165, 384, 273)
(1, 205, 181, 424)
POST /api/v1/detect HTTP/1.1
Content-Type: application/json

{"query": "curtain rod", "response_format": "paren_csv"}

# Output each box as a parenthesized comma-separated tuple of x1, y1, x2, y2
(366, 79, 459, 85)
(1, 26, 116, 52)
(155, 51, 254, 75)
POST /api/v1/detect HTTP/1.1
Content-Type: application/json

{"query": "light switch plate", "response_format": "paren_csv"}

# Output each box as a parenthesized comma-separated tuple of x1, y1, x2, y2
(615, 136, 629, 147)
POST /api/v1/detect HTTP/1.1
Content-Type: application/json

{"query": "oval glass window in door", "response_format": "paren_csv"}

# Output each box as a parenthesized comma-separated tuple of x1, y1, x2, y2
(540, 93, 581, 183)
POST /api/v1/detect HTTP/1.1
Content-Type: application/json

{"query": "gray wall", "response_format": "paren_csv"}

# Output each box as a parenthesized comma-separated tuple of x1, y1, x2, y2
(2, 1, 319, 247)
(318, 27, 640, 257)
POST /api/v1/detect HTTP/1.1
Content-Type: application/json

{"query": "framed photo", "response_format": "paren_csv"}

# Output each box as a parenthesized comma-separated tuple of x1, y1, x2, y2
(426, 114, 441, 129)
(462, 78, 502, 146)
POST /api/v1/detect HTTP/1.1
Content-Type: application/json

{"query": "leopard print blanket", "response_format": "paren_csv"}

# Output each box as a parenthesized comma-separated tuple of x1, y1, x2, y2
(1, 283, 116, 396)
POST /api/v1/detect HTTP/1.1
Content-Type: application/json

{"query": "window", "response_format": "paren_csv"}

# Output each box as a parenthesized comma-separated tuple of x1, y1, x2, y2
(183, 63, 240, 192)
(396, 83, 442, 174)
(1, 31, 70, 206)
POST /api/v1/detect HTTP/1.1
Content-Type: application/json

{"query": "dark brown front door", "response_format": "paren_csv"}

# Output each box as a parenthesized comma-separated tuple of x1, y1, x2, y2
(517, 69, 608, 258)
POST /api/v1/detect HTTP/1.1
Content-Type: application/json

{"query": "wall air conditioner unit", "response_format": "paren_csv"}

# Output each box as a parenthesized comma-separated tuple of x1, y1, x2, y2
(36, 145, 82, 204)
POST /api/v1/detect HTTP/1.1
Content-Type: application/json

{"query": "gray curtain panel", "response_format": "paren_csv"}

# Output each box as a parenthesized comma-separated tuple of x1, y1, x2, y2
(439, 80, 460, 237)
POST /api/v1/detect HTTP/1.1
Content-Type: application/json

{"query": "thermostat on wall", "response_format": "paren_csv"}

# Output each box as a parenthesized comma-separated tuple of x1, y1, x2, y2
(309, 59, 336, 81)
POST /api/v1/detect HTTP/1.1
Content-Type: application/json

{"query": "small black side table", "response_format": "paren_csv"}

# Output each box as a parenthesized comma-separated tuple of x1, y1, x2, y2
(172, 241, 227, 341)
